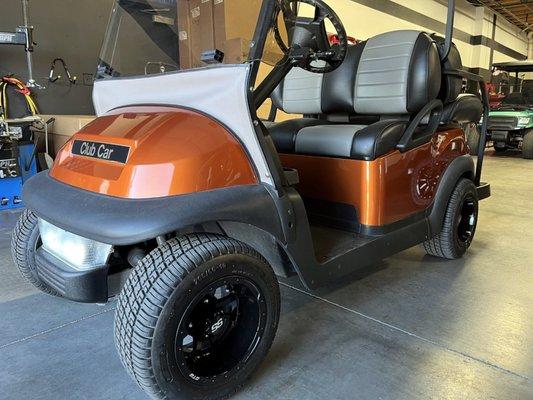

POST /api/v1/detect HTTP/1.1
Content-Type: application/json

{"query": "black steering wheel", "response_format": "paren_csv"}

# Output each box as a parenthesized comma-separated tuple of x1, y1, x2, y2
(274, 0, 348, 73)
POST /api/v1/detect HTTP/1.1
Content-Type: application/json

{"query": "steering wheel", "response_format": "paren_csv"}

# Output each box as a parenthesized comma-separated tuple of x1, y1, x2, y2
(274, 0, 348, 74)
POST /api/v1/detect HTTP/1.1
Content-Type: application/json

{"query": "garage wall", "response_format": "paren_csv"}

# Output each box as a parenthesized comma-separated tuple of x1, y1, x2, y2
(0, 0, 113, 115)
(328, 0, 529, 77)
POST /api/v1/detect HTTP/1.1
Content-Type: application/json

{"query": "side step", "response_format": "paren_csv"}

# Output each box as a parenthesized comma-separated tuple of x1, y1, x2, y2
(477, 182, 491, 200)
(310, 224, 377, 263)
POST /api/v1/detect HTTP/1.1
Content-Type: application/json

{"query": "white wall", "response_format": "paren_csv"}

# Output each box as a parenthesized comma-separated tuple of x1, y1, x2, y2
(325, 0, 529, 70)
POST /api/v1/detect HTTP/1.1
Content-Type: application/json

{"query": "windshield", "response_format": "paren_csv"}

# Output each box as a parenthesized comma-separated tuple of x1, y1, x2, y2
(501, 92, 531, 106)
(97, 0, 274, 79)
(491, 72, 533, 107)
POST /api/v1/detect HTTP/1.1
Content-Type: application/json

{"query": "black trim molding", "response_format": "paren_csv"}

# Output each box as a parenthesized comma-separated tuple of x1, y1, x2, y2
(471, 35, 526, 61)
(24, 172, 285, 246)
(349, 0, 527, 61)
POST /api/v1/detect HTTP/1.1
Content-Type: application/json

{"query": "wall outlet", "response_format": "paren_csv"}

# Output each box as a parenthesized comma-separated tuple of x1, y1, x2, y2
(82, 73, 94, 86)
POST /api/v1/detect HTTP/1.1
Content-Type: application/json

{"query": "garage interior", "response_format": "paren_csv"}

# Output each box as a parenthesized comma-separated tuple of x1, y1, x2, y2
(1, 1, 532, 399)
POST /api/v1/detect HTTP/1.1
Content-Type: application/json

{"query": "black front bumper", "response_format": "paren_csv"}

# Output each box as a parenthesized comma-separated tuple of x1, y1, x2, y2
(24, 171, 283, 246)
(35, 249, 109, 303)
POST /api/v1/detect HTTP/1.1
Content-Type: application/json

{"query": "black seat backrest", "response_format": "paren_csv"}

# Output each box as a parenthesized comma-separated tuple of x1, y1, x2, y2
(503, 92, 528, 105)
(272, 30, 442, 120)
(353, 30, 441, 116)
(270, 42, 366, 118)
(431, 34, 483, 124)
(431, 34, 463, 105)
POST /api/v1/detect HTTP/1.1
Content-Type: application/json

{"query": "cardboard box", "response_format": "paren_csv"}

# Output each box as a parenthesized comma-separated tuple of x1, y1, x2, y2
(178, 0, 217, 68)
(178, 0, 192, 69)
(188, 0, 203, 67)
(200, 0, 215, 55)
(214, 0, 263, 44)
(223, 37, 283, 65)
(222, 37, 250, 64)
(179, 0, 271, 68)
(38, 115, 96, 157)
(213, 0, 227, 51)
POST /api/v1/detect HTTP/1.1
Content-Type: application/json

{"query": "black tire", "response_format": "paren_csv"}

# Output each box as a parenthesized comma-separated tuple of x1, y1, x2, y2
(423, 178, 479, 259)
(11, 209, 60, 296)
(115, 234, 280, 400)
(522, 129, 533, 159)
(465, 123, 480, 156)
(494, 144, 507, 153)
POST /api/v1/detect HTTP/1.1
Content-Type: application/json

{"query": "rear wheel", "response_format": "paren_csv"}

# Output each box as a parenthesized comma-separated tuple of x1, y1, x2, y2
(465, 123, 480, 156)
(494, 142, 507, 153)
(522, 129, 533, 159)
(11, 209, 60, 296)
(115, 234, 280, 400)
(423, 179, 479, 259)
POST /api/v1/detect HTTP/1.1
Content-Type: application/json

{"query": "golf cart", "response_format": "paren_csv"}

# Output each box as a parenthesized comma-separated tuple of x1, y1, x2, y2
(12, 0, 490, 399)
(468, 60, 533, 158)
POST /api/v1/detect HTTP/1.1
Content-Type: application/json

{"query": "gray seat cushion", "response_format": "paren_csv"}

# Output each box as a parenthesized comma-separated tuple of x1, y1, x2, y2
(265, 118, 332, 153)
(295, 120, 408, 160)
(353, 31, 441, 115)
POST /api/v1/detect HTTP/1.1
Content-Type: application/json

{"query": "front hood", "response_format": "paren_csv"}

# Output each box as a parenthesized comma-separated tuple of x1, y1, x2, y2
(91, 66, 275, 186)
(50, 106, 257, 199)
(490, 109, 532, 117)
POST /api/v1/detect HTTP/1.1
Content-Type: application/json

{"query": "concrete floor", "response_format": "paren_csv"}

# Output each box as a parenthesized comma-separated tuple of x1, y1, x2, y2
(0, 151, 532, 400)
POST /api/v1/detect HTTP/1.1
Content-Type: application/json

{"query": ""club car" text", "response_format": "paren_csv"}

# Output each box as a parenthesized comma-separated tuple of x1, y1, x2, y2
(79, 142, 115, 160)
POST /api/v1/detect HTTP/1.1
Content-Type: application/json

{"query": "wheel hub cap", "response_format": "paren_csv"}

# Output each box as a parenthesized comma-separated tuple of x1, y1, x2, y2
(174, 276, 266, 384)
(457, 195, 477, 244)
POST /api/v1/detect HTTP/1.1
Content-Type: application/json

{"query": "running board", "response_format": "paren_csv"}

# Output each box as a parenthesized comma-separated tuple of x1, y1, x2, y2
(310, 224, 376, 263)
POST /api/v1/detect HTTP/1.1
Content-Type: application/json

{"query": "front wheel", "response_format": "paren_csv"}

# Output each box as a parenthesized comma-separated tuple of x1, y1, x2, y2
(522, 129, 533, 159)
(423, 178, 479, 259)
(494, 142, 507, 153)
(11, 209, 60, 296)
(115, 234, 280, 400)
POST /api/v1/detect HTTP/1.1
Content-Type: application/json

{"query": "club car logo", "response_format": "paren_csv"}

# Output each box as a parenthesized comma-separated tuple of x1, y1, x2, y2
(72, 140, 130, 164)
(79, 142, 113, 159)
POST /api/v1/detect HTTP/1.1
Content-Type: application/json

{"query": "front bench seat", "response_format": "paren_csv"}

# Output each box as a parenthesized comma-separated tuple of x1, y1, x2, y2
(264, 118, 329, 153)
(295, 120, 408, 160)
(292, 30, 441, 159)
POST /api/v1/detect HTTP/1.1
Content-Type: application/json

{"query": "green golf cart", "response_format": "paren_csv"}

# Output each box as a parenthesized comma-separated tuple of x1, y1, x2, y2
(468, 61, 533, 158)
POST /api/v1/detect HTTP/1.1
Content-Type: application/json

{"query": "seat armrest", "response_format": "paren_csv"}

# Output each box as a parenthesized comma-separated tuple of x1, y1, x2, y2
(397, 99, 443, 152)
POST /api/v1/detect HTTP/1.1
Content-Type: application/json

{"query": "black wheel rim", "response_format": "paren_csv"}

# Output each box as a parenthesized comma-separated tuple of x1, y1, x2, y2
(457, 195, 477, 244)
(175, 276, 266, 384)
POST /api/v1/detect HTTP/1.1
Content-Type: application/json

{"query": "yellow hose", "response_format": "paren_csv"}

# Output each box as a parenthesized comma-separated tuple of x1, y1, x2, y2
(0, 76, 39, 118)
(1, 82, 8, 119)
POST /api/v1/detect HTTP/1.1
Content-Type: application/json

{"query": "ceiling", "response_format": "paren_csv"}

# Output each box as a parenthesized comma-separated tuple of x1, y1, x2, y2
(467, 0, 533, 32)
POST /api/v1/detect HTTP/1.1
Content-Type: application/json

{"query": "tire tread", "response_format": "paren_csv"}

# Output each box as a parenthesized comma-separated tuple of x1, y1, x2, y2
(423, 179, 477, 260)
(522, 129, 533, 159)
(114, 234, 273, 400)
(11, 209, 59, 296)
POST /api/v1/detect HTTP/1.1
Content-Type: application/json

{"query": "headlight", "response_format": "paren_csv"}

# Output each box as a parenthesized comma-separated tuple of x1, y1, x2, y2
(38, 219, 112, 271)
(518, 117, 530, 126)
